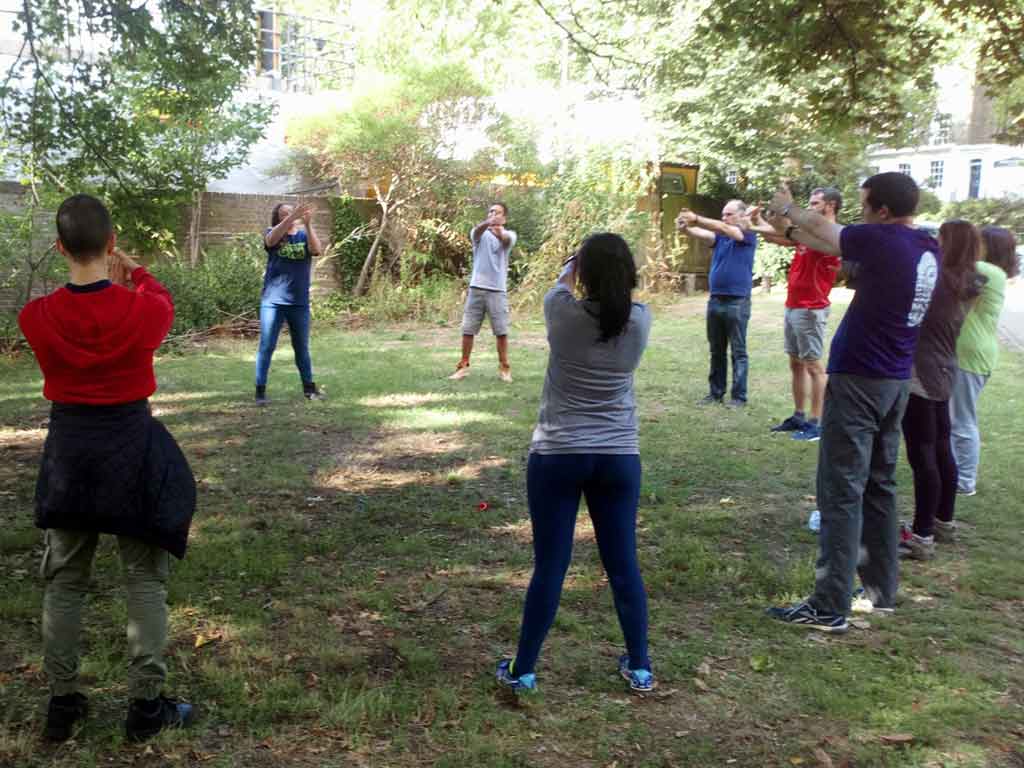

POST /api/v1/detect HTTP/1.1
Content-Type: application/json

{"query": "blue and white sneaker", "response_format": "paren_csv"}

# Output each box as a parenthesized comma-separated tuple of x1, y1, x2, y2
(495, 659, 536, 692)
(792, 423, 821, 442)
(618, 654, 655, 693)
(770, 414, 807, 433)
(766, 601, 849, 634)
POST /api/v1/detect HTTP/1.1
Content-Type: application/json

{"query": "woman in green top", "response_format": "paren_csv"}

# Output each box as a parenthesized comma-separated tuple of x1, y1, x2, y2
(950, 226, 1019, 495)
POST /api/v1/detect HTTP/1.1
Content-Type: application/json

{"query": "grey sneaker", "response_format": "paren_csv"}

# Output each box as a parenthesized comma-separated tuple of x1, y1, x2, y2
(934, 520, 957, 543)
(898, 530, 935, 561)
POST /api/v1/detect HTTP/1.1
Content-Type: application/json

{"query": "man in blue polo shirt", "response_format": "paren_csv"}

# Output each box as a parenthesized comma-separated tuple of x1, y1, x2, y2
(764, 172, 939, 633)
(677, 200, 758, 406)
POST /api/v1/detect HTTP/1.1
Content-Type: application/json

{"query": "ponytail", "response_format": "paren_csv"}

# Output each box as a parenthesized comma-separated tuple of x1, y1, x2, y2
(577, 233, 638, 341)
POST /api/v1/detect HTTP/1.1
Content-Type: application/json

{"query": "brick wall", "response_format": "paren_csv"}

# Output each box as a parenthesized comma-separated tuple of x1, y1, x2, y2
(3, 190, 349, 317)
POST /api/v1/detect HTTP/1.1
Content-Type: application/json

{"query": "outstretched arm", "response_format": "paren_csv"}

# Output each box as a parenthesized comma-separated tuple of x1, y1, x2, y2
(677, 208, 745, 242)
(769, 187, 843, 255)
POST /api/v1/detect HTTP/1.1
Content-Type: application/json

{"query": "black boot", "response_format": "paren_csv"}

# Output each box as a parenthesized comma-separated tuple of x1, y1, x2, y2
(44, 692, 89, 742)
(125, 695, 195, 742)
(302, 381, 325, 400)
(255, 385, 268, 405)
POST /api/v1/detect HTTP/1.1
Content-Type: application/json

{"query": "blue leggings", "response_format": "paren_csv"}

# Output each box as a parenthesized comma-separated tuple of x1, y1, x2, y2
(514, 452, 650, 675)
(255, 303, 313, 387)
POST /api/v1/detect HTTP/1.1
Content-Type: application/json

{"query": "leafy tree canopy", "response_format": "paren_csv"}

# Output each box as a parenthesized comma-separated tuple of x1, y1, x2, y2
(1, 0, 273, 251)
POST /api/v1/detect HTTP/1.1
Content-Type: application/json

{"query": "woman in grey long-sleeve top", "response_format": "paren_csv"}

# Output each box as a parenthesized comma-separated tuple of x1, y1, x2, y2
(496, 233, 655, 694)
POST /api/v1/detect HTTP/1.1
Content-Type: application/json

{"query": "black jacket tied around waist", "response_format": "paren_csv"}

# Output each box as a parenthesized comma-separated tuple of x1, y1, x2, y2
(34, 400, 196, 559)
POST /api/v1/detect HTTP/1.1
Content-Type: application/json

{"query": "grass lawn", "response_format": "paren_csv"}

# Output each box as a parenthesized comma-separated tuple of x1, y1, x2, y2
(1, 291, 1023, 768)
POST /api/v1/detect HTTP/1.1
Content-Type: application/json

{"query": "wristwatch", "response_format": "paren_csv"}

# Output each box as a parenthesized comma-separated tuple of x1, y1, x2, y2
(781, 203, 792, 218)
(785, 224, 799, 240)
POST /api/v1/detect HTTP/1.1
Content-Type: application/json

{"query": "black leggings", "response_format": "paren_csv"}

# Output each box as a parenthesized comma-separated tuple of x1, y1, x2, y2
(901, 394, 958, 537)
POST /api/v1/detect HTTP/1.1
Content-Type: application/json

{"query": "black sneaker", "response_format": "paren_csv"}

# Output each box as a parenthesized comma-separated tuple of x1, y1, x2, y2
(125, 695, 195, 742)
(725, 398, 747, 408)
(302, 382, 325, 401)
(44, 692, 88, 742)
(255, 385, 268, 405)
(697, 395, 723, 406)
(766, 600, 849, 634)
(771, 414, 807, 432)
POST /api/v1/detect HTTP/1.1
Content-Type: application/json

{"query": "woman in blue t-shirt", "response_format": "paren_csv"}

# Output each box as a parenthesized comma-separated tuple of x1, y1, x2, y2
(254, 202, 324, 403)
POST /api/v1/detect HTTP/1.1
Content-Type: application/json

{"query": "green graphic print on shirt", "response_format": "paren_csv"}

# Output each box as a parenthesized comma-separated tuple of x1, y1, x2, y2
(278, 242, 308, 261)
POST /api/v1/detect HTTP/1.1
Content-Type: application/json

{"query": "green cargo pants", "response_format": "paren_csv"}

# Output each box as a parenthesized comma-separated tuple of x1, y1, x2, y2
(41, 529, 169, 700)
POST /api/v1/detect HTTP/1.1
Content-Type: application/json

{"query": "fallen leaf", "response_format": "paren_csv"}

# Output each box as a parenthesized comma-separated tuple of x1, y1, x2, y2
(813, 747, 834, 767)
(358, 629, 374, 638)
(849, 619, 872, 630)
(696, 661, 712, 677)
(305, 672, 319, 689)
(694, 677, 710, 692)
(749, 654, 774, 672)
(194, 631, 223, 649)
(790, 758, 805, 766)
(674, 730, 690, 738)
(880, 733, 914, 745)
(719, 497, 735, 506)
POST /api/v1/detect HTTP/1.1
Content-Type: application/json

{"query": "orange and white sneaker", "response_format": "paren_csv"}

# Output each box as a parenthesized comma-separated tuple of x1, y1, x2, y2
(449, 362, 471, 380)
(499, 366, 513, 383)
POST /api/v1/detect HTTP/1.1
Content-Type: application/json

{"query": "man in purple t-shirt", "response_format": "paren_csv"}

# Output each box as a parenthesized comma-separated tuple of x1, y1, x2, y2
(763, 173, 939, 633)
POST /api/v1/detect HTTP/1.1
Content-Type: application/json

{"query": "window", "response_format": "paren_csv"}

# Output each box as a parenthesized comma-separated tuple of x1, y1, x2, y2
(933, 114, 952, 145)
(898, 163, 912, 176)
(929, 160, 944, 188)
(968, 159, 982, 199)
(726, 170, 738, 185)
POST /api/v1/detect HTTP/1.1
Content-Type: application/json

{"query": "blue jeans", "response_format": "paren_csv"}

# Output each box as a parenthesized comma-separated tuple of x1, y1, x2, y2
(706, 295, 751, 401)
(255, 304, 313, 387)
(514, 453, 650, 675)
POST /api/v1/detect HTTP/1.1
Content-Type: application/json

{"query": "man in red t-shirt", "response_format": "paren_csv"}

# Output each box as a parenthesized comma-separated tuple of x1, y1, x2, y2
(18, 194, 195, 743)
(751, 188, 842, 441)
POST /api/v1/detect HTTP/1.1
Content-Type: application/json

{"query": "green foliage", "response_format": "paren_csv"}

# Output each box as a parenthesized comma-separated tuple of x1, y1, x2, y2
(354, 274, 464, 324)
(1, 1, 273, 254)
(754, 241, 793, 285)
(917, 189, 945, 218)
(514, 146, 653, 305)
(329, 196, 373, 292)
(940, 197, 1024, 235)
(0, 200, 67, 351)
(149, 237, 265, 337)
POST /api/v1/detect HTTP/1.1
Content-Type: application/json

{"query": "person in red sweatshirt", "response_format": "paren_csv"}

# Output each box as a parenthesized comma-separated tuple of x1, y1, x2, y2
(18, 194, 196, 743)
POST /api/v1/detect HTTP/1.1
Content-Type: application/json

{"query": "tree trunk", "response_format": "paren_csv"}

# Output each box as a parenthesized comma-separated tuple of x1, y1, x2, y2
(353, 206, 388, 296)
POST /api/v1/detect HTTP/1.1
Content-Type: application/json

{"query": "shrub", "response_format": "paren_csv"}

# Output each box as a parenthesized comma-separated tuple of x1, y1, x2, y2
(329, 195, 373, 292)
(150, 236, 265, 337)
(939, 196, 1024, 236)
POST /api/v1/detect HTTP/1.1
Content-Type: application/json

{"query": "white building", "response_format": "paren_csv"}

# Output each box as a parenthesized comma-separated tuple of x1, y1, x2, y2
(868, 64, 1024, 202)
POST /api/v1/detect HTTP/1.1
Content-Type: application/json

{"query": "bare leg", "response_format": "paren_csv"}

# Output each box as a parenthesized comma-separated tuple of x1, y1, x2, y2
(496, 334, 510, 369)
(790, 356, 809, 414)
(460, 334, 474, 366)
(807, 359, 828, 421)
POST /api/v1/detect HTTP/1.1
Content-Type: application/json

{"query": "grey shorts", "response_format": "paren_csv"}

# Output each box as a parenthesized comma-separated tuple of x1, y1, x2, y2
(461, 287, 510, 336)
(784, 307, 829, 360)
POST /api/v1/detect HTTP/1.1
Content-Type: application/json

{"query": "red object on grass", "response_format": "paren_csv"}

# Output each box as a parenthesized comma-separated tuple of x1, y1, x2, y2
(477, 502, 489, 511)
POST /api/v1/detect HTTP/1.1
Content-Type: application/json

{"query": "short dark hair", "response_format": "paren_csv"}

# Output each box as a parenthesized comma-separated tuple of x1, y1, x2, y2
(812, 187, 843, 214)
(980, 226, 1019, 279)
(490, 202, 508, 217)
(55, 194, 113, 263)
(861, 172, 919, 218)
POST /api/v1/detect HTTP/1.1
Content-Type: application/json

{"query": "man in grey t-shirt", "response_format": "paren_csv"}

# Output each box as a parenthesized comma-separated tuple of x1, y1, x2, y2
(450, 202, 518, 382)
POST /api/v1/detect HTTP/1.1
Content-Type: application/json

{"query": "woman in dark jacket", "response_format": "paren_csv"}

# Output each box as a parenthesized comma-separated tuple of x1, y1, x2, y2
(899, 220, 985, 559)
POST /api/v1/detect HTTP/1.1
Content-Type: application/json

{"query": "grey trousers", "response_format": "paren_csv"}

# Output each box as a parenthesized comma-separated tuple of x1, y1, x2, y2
(41, 529, 169, 699)
(811, 374, 910, 615)
(949, 368, 989, 494)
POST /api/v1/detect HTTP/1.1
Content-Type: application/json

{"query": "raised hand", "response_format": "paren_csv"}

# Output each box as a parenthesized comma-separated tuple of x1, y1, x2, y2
(293, 203, 313, 224)
(769, 185, 794, 216)
(676, 209, 698, 229)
